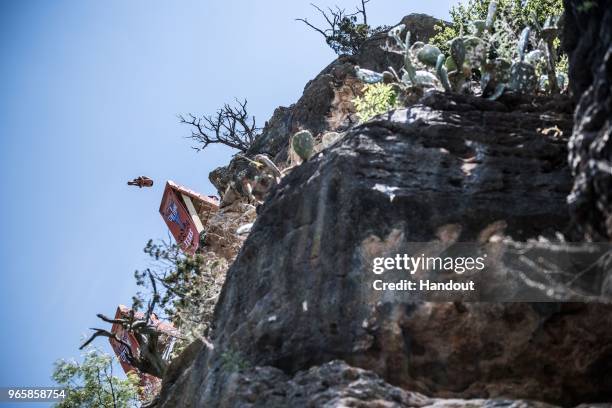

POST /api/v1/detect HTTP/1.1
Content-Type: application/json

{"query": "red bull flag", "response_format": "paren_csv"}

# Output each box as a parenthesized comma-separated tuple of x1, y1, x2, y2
(108, 305, 179, 401)
(159, 181, 219, 255)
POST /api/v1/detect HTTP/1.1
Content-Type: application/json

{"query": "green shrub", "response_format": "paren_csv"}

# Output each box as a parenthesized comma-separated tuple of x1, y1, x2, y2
(133, 239, 228, 356)
(353, 83, 400, 122)
(431, 0, 564, 55)
(52, 348, 140, 408)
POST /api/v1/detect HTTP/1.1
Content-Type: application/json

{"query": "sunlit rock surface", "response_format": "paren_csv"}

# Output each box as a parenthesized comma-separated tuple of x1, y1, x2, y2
(157, 10, 612, 407)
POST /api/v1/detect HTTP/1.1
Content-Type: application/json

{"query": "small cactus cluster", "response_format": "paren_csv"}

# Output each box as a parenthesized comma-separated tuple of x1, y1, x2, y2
(354, 0, 566, 100)
(507, 27, 539, 94)
(353, 24, 443, 91)
(291, 130, 314, 162)
(384, 23, 442, 88)
(482, 13, 566, 99)
(531, 14, 565, 94)
(289, 130, 343, 164)
(446, 1, 497, 93)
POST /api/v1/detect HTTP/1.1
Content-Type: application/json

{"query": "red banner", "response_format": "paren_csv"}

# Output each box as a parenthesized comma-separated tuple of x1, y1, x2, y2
(159, 185, 200, 255)
(108, 306, 178, 401)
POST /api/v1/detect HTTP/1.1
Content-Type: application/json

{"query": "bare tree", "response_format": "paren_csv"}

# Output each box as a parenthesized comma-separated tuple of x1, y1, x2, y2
(296, 0, 386, 55)
(179, 98, 259, 153)
(80, 272, 179, 379)
(357, 0, 368, 26)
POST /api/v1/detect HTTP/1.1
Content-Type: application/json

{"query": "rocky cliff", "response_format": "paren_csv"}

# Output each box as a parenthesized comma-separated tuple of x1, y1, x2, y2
(157, 10, 612, 408)
(564, 0, 612, 240)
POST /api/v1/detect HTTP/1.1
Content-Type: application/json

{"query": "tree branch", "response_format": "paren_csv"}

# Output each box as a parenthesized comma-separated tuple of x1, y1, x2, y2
(179, 98, 259, 153)
(296, 1, 383, 55)
(82, 270, 176, 379)
(295, 17, 329, 37)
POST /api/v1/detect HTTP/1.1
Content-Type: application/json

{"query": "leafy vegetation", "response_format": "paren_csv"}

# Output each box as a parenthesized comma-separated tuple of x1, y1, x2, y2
(428, 0, 568, 95)
(352, 0, 567, 107)
(52, 348, 140, 408)
(133, 239, 227, 355)
(353, 83, 400, 122)
(431, 0, 564, 55)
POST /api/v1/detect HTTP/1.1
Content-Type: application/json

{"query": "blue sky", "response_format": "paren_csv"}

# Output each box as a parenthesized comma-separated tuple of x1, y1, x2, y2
(0, 0, 455, 393)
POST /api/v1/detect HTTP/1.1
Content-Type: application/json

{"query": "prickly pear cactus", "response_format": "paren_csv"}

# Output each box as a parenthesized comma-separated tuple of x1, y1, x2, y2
(469, 20, 486, 36)
(481, 58, 511, 98)
(444, 36, 473, 93)
(463, 36, 486, 69)
(413, 71, 439, 86)
(556, 73, 567, 91)
(416, 44, 441, 67)
(517, 27, 531, 62)
(485, 0, 498, 30)
(539, 73, 567, 93)
(373, 10, 565, 98)
(436, 54, 452, 92)
(508, 27, 537, 94)
(410, 41, 425, 53)
(525, 50, 545, 66)
(450, 37, 466, 69)
(292, 130, 314, 162)
(509, 62, 538, 94)
(445, 55, 458, 72)
(541, 16, 559, 43)
(402, 32, 417, 84)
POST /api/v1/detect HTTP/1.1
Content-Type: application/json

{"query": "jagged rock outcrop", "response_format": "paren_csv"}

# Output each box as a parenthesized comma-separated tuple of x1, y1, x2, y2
(158, 90, 612, 407)
(209, 14, 446, 197)
(177, 359, 563, 408)
(564, 0, 612, 239)
(204, 202, 256, 260)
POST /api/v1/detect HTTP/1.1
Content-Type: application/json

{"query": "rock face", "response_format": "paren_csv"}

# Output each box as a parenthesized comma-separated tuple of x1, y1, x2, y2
(158, 90, 612, 407)
(564, 0, 612, 239)
(157, 11, 612, 408)
(204, 202, 256, 261)
(209, 14, 446, 197)
(183, 359, 561, 408)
